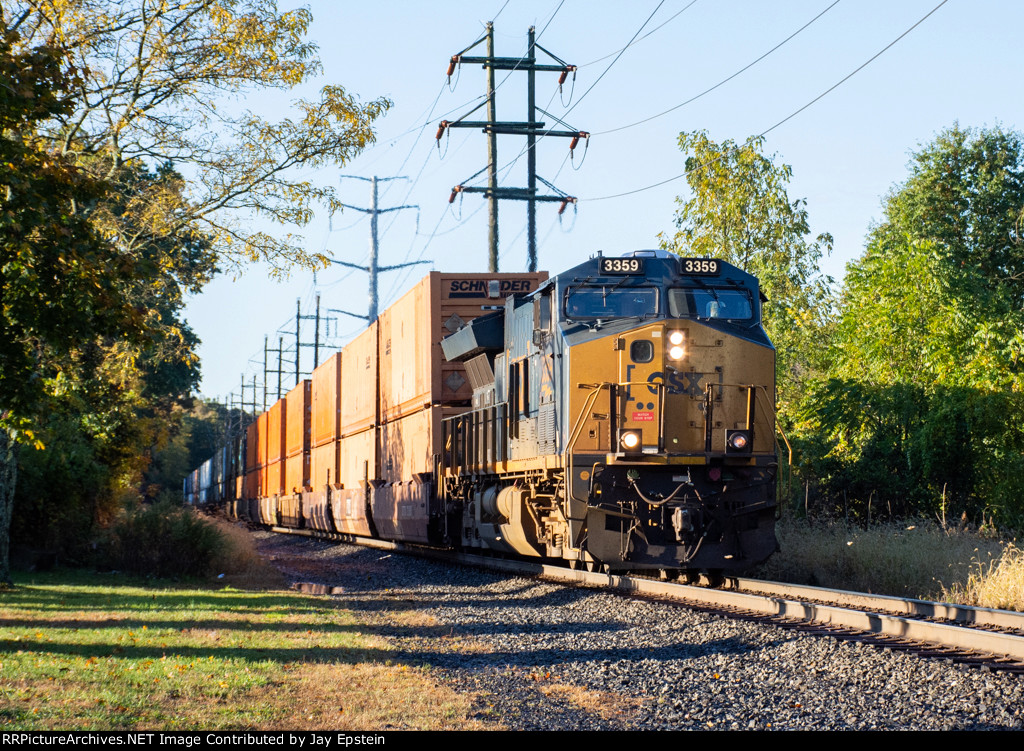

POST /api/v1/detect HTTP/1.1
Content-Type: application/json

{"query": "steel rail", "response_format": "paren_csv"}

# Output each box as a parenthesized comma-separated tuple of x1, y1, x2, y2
(733, 577, 1024, 633)
(270, 525, 1024, 664)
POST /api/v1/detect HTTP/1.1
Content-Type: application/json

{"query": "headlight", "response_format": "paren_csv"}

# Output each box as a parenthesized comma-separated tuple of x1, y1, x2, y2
(726, 430, 752, 453)
(620, 430, 641, 451)
(668, 330, 684, 346)
(669, 345, 685, 360)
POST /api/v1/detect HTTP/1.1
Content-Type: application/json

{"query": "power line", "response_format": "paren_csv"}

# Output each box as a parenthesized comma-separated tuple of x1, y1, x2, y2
(584, 0, 950, 203)
(594, 0, 841, 136)
(578, 0, 700, 67)
(491, 2, 667, 182)
(439, 23, 582, 272)
(329, 175, 429, 322)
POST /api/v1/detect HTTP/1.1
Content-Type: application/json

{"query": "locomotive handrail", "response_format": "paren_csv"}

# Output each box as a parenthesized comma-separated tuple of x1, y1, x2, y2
(565, 383, 611, 504)
(753, 384, 793, 497)
(712, 381, 793, 494)
(564, 380, 668, 504)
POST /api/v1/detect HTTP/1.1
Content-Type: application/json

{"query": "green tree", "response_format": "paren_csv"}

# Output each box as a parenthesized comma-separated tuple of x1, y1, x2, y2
(1, 0, 389, 579)
(806, 125, 1024, 523)
(661, 131, 835, 402)
(838, 124, 1024, 391)
(0, 25, 145, 582)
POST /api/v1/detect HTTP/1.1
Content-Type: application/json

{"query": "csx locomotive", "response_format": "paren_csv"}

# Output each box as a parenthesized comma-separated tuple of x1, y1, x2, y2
(185, 250, 779, 576)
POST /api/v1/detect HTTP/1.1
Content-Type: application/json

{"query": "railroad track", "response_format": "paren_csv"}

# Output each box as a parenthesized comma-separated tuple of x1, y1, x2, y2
(273, 525, 1024, 674)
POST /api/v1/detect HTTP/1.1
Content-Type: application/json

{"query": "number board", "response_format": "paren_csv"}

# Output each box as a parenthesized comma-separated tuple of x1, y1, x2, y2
(599, 257, 645, 275)
(679, 258, 720, 275)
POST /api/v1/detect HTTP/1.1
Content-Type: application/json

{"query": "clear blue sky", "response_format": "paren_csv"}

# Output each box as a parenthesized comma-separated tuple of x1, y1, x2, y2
(184, 0, 1024, 405)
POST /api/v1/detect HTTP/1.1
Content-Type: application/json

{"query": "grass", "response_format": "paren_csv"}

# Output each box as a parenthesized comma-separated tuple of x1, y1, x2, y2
(0, 568, 489, 731)
(941, 543, 1024, 611)
(754, 515, 1024, 610)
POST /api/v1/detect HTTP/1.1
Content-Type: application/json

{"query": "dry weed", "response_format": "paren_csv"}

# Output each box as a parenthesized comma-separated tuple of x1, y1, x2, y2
(940, 544, 1024, 611)
(753, 515, 1018, 606)
(206, 518, 288, 590)
(539, 683, 642, 722)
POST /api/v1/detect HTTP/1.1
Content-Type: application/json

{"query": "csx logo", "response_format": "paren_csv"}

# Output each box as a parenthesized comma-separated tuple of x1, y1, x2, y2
(647, 367, 706, 398)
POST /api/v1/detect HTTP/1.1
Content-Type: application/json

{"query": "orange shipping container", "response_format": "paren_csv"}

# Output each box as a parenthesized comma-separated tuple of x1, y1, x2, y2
(311, 352, 342, 448)
(266, 459, 283, 497)
(285, 380, 311, 458)
(284, 452, 309, 495)
(378, 405, 449, 484)
(310, 442, 339, 491)
(244, 469, 260, 501)
(245, 420, 259, 471)
(332, 428, 376, 537)
(339, 322, 378, 436)
(378, 272, 546, 421)
(337, 428, 377, 492)
(256, 411, 269, 468)
(268, 399, 286, 464)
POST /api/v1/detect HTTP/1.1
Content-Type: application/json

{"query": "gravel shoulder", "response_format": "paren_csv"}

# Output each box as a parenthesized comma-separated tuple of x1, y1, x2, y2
(254, 532, 1024, 731)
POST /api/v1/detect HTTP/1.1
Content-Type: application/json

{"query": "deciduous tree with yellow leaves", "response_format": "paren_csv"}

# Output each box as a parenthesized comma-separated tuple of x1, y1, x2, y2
(1, 1, 389, 582)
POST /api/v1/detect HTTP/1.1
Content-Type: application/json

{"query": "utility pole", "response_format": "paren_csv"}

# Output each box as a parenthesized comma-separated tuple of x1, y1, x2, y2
(439, 24, 586, 272)
(277, 336, 283, 399)
(294, 294, 323, 380)
(264, 336, 286, 400)
(263, 336, 269, 411)
(329, 175, 429, 323)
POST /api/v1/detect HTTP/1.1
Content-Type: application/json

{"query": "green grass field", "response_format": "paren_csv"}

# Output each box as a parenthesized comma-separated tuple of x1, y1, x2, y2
(0, 570, 485, 731)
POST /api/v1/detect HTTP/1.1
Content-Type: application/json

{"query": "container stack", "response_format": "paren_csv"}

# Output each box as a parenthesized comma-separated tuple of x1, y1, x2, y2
(280, 380, 311, 527)
(222, 270, 546, 542)
(333, 322, 378, 536)
(260, 400, 285, 525)
(307, 352, 341, 531)
(372, 273, 546, 542)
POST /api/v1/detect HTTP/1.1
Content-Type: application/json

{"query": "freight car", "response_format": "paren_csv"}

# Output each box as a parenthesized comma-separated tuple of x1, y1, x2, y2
(187, 251, 779, 576)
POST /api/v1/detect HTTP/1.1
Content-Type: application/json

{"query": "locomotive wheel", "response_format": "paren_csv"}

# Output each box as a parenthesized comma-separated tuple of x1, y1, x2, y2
(704, 570, 725, 588)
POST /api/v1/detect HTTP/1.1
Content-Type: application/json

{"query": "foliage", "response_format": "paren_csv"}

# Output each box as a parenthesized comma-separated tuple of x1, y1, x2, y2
(102, 500, 226, 578)
(661, 131, 835, 402)
(834, 124, 1024, 391)
(941, 543, 1024, 612)
(794, 380, 1024, 524)
(0, 23, 149, 583)
(797, 125, 1024, 525)
(753, 515, 1016, 605)
(1, 1, 388, 581)
(142, 398, 248, 502)
(5, 0, 391, 274)
(0, 25, 143, 425)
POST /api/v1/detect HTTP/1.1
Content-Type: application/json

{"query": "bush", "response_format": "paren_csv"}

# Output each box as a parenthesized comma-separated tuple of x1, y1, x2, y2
(103, 500, 226, 578)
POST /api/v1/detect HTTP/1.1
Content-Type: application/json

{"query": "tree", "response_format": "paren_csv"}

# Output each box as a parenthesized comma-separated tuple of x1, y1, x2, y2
(0, 24, 144, 582)
(806, 125, 1024, 523)
(1, 1, 390, 580)
(661, 131, 835, 401)
(5, 0, 390, 273)
(837, 124, 1024, 391)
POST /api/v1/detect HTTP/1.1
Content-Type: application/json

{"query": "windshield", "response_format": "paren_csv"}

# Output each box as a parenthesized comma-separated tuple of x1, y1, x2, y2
(668, 287, 753, 321)
(565, 286, 658, 319)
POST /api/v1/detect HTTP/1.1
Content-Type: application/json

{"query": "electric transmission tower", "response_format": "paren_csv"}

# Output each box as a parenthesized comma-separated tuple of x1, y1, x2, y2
(329, 175, 428, 323)
(438, 23, 587, 272)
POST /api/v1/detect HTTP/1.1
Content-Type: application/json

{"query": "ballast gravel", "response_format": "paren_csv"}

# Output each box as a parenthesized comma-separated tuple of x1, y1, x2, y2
(256, 533, 1024, 731)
